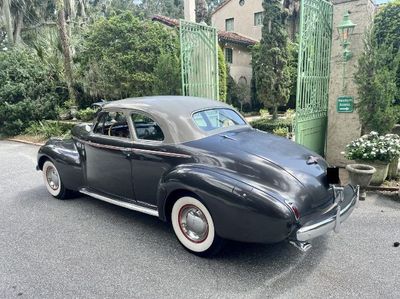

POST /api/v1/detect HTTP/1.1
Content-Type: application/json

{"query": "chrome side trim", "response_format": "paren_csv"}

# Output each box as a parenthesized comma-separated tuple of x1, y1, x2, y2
(87, 140, 129, 152)
(133, 148, 191, 158)
(296, 185, 359, 242)
(73, 137, 191, 158)
(80, 188, 159, 217)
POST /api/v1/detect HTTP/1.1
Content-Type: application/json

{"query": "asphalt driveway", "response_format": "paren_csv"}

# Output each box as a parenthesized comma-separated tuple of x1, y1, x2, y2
(0, 140, 399, 298)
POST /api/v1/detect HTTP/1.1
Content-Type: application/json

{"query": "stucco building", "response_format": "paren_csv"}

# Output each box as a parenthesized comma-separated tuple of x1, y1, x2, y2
(151, 13, 257, 87)
(211, 0, 263, 85)
(153, 0, 260, 87)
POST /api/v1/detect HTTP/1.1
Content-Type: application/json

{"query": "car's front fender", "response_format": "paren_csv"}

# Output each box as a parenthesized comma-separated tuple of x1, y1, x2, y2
(158, 165, 296, 244)
(37, 138, 84, 191)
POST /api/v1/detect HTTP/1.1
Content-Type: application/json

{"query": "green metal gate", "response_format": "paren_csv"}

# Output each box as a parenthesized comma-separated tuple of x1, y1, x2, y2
(295, 0, 333, 155)
(179, 20, 219, 100)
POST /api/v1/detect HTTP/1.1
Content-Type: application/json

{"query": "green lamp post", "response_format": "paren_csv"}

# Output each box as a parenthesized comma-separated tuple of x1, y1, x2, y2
(337, 11, 356, 99)
(337, 11, 356, 62)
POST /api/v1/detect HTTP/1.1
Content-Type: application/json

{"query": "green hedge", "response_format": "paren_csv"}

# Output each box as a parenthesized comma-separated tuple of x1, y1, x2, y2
(24, 120, 76, 139)
(250, 118, 292, 133)
(0, 48, 67, 136)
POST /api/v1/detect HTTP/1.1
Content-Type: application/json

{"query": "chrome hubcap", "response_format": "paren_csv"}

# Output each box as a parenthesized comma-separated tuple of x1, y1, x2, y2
(179, 205, 209, 243)
(46, 166, 59, 190)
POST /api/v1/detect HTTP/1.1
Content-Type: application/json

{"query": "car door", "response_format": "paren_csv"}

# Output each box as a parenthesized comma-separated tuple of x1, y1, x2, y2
(129, 111, 176, 207)
(85, 110, 135, 201)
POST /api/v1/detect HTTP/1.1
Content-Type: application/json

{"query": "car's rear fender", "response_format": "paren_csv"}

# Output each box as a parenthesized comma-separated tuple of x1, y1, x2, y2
(158, 165, 297, 244)
(37, 138, 84, 191)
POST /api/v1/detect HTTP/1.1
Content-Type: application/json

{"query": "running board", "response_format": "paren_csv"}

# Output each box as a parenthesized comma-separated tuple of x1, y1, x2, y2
(80, 188, 159, 217)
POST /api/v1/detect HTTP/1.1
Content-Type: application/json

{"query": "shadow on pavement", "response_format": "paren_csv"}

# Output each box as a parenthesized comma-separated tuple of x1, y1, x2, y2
(19, 186, 329, 295)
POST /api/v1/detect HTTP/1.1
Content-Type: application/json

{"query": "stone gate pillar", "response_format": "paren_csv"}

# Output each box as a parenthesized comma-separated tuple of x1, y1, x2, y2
(326, 0, 376, 166)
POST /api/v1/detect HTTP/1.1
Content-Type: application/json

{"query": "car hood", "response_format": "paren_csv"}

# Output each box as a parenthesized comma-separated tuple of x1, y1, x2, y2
(186, 128, 332, 215)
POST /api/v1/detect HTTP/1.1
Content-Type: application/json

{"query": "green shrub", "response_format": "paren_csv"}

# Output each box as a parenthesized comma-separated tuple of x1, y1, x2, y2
(355, 2, 400, 133)
(355, 39, 399, 134)
(77, 12, 181, 100)
(218, 46, 227, 102)
(273, 126, 289, 137)
(0, 48, 68, 136)
(77, 107, 97, 122)
(152, 51, 181, 95)
(250, 118, 292, 133)
(25, 121, 74, 139)
(284, 108, 296, 122)
(259, 109, 270, 118)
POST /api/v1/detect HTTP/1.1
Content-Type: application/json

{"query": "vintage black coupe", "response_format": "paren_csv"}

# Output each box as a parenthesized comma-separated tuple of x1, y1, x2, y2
(37, 96, 359, 256)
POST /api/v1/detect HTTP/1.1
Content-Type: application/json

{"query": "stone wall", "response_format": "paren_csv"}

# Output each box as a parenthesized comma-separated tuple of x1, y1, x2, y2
(326, 0, 376, 166)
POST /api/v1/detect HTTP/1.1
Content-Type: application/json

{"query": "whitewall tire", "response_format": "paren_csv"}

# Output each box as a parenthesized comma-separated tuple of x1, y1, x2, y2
(42, 160, 69, 199)
(171, 196, 223, 257)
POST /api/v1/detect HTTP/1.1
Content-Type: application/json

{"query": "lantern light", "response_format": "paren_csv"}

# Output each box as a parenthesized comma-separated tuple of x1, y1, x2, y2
(337, 11, 356, 62)
(337, 11, 356, 45)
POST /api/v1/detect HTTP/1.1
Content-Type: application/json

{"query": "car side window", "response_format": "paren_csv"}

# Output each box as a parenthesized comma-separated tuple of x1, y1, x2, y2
(131, 113, 164, 142)
(93, 111, 131, 139)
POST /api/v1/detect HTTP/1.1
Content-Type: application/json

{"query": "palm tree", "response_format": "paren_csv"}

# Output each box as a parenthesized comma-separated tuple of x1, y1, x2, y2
(56, 0, 76, 104)
(283, 0, 300, 41)
(196, 0, 208, 23)
(1, 0, 14, 45)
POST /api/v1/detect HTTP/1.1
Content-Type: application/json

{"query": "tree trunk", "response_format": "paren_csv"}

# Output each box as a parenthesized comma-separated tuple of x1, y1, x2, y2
(3, 0, 14, 46)
(78, 0, 87, 20)
(272, 105, 278, 120)
(196, 0, 208, 23)
(56, 0, 76, 104)
(13, 12, 24, 44)
(67, 0, 76, 20)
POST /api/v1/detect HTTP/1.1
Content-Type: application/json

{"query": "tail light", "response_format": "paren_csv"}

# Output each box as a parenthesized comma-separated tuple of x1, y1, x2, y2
(288, 203, 300, 220)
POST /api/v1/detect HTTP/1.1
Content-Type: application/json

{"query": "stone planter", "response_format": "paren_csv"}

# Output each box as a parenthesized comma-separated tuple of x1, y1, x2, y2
(387, 157, 399, 180)
(346, 164, 376, 200)
(356, 160, 389, 186)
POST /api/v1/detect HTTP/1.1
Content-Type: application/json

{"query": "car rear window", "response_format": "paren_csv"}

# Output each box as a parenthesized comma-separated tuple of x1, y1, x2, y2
(192, 108, 246, 132)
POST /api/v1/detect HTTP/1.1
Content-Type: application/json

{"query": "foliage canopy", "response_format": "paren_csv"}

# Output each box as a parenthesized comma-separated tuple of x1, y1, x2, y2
(355, 1, 400, 134)
(0, 48, 68, 136)
(252, 0, 291, 119)
(77, 12, 181, 100)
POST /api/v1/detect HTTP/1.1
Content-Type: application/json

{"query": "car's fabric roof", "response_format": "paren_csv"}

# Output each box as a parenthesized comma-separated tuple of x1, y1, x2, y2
(103, 96, 250, 144)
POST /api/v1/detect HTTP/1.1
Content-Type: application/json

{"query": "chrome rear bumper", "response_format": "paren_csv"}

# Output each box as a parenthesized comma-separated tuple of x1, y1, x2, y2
(296, 185, 359, 242)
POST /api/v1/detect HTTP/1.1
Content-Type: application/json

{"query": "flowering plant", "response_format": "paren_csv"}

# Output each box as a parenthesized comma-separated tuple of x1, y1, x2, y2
(345, 131, 400, 162)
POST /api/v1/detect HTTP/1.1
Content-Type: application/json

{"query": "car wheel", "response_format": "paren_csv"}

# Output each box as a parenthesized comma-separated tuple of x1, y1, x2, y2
(42, 160, 70, 200)
(171, 196, 224, 257)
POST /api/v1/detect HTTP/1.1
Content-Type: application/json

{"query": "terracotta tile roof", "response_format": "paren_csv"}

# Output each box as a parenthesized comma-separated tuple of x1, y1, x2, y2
(217, 30, 257, 46)
(151, 15, 179, 27)
(152, 15, 257, 47)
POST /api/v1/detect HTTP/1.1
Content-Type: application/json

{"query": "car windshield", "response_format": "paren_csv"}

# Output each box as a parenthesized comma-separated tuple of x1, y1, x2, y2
(192, 108, 246, 132)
